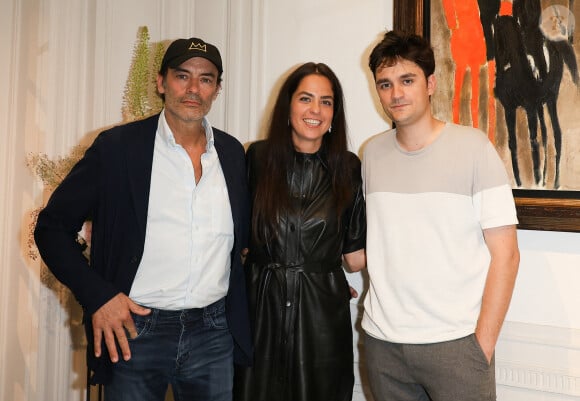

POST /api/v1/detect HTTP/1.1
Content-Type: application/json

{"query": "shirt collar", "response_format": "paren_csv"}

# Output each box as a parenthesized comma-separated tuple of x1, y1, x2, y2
(158, 109, 215, 152)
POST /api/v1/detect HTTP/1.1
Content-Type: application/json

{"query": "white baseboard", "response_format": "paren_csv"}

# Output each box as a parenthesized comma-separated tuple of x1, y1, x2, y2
(496, 321, 580, 397)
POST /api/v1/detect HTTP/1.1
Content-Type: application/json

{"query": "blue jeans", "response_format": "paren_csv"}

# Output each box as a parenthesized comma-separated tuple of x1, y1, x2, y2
(105, 297, 234, 401)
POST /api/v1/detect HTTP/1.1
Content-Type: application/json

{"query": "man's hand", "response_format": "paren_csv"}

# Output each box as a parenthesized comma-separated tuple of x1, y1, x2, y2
(92, 293, 151, 363)
(241, 247, 249, 264)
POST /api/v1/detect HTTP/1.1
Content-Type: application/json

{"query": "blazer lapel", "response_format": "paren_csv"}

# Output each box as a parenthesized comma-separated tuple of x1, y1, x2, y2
(214, 133, 241, 235)
(125, 115, 158, 237)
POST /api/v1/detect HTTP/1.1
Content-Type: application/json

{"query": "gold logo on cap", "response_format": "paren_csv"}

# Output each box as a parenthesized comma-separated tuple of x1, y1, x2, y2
(189, 41, 207, 52)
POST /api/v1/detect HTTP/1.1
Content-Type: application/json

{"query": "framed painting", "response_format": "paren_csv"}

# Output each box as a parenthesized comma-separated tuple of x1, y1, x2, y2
(393, 0, 580, 232)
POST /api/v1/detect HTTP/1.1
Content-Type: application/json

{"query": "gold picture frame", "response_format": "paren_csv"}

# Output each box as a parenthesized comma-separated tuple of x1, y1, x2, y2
(393, 0, 580, 232)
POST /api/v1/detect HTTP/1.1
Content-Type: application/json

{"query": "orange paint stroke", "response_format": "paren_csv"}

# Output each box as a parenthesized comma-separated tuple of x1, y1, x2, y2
(499, 1, 513, 16)
(442, 0, 487, 130)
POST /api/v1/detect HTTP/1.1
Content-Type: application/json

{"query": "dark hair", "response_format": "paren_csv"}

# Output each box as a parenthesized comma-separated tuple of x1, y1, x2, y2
(252, 62, 352, 242)
(369, 30, 435, 80)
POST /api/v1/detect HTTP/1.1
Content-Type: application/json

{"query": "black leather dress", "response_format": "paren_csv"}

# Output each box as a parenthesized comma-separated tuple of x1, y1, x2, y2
(234, 141, 366, 401)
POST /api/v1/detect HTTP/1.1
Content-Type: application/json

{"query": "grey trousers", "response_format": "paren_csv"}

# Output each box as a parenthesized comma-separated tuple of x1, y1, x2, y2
(364, 332, 496, 401)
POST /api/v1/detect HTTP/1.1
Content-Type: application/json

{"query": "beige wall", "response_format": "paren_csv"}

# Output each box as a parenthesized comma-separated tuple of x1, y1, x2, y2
(1, 1, 579, 400)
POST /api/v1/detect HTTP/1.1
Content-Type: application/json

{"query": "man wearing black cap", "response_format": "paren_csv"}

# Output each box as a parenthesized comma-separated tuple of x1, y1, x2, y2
(34, 37, 252, 401)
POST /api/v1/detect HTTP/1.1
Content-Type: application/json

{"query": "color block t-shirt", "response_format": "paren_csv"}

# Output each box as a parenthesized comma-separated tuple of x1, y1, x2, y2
(362, 123, 518, 344)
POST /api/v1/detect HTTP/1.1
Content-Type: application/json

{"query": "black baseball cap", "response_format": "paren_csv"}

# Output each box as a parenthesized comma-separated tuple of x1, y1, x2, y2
(160, 37, 223, 75)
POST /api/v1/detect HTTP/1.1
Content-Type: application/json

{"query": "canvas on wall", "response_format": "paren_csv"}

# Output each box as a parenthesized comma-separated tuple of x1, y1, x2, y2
(429, 0, 580, 191)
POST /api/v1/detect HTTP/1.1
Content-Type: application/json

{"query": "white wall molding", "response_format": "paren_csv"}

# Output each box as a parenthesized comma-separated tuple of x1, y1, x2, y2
(499, 321, 580, 350)
(221, 0, 266, 143)
(497, 362, 580, 397)
(0, 0, 20, 399)
(496, 321, 580, 398)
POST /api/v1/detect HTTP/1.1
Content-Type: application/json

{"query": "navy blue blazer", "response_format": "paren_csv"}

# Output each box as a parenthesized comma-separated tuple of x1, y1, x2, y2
(34, 113, 252, 383)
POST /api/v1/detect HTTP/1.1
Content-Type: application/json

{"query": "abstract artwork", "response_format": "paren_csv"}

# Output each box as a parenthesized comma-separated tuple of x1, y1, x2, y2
(393, 0, 580, 231)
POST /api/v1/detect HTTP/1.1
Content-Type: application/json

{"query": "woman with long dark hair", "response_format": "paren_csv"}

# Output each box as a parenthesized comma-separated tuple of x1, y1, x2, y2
(234, 62, 366, 401)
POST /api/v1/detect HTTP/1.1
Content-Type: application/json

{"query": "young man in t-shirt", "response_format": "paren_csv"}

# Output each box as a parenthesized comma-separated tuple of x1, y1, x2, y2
(362, 30, 520, 401)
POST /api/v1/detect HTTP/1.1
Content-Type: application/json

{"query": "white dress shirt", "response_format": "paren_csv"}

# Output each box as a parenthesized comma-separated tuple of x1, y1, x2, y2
(129, 110, 234, 309)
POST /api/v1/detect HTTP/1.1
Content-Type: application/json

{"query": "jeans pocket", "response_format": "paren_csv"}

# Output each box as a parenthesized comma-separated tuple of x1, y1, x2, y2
(129, 312, 153, 341)
(205, 308, 229, 330)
